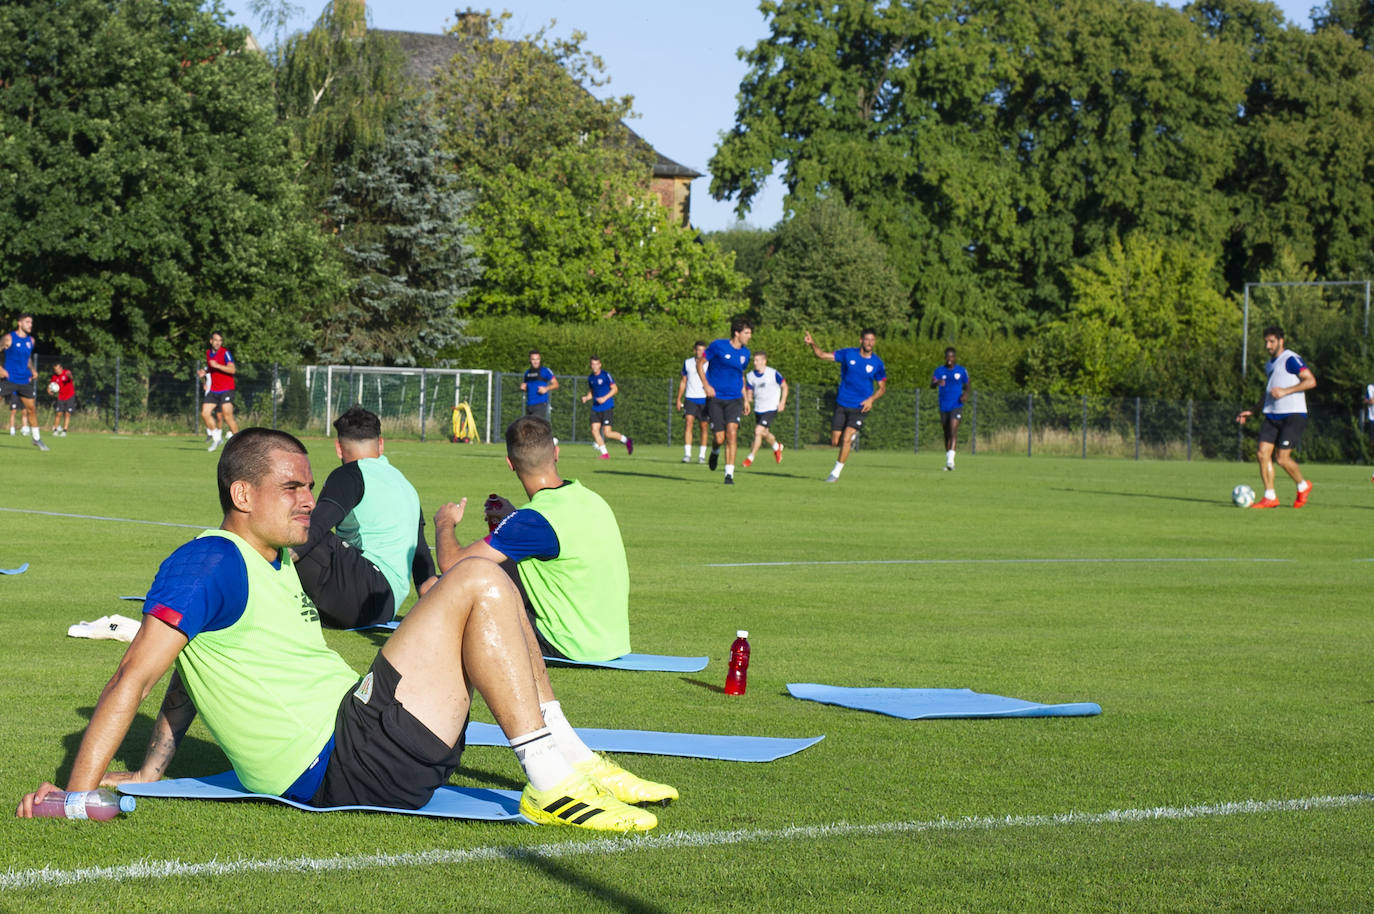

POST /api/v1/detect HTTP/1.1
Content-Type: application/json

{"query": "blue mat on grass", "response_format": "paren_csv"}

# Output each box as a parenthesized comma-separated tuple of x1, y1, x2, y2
(1, 563, 28, 575)
(786, 684, 1102, 720)
(118, 771, 526, 821)
(347, 620, 708, 672)
(464, 721, 821, 761)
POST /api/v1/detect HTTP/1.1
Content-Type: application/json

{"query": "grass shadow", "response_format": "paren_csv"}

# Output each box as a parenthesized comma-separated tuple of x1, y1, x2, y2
(681, 677, 725, 694)
(60, 706, 228, 785)
(515, 853, 671, 914)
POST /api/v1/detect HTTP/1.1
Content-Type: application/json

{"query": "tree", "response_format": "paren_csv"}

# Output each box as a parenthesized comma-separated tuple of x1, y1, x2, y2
(0, 0, 335, 370)
(755, 199, 908, 331)
(1314, 0, 1374, 50)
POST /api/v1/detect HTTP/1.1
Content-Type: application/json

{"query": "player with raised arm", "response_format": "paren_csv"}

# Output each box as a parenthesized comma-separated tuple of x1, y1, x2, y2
(699, 317, 753, 485)
(1235, 326, 1315, 509)
(805, 328, 886, 482)
(676, 341, 711, 463)
(520, 349, 559, 421)
(743, 352, 787, 468)
(199, 331, 239, 452)
(48, 362, 76, 436)
(580, 356, 633, 459)
(931, 347, 971, 471)
(1, 314, 46, 450)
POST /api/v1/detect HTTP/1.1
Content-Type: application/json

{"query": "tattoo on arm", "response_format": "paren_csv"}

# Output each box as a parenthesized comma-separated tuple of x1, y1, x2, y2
(142, 672, 197, 778)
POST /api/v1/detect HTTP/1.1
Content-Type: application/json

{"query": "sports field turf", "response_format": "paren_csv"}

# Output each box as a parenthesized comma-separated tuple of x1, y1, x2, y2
(1, 432, 1370, 912)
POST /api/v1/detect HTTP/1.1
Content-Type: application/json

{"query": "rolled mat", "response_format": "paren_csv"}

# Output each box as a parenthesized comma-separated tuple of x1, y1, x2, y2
(786, 684, 1102, 720)
(464, 721, 822, 761)
(118, 771, 526, 821)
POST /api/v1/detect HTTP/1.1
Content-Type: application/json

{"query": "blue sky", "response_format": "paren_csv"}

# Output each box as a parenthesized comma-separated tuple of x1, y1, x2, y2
(219, 0, 1326, 233)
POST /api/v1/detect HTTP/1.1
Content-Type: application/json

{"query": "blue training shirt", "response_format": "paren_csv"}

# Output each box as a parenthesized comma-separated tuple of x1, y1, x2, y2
(587, 370, 615, 412)
(4, 333, 35, 385)
(932, 364, 970, 412)
(142, 536, 252, 638)
(524, 365, 555, 406)
(834, 347, 886, 409)
(488, 508, 560, 561)
(704, 338, 750, 400)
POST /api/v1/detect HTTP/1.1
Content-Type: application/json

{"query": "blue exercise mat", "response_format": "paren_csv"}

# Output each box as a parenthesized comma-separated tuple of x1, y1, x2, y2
(346, 620, 708, 672)
(1, 563, 28, 575)
(464, 721, 822, 761)
(787, 684, 1102, 720)
(118, 771, 527, 822)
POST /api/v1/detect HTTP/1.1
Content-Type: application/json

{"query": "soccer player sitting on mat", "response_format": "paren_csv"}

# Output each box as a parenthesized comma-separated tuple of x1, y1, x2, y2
(17, 428, 673, 830)
(292, 405, 437, 629)
(434, 415, 631, 665)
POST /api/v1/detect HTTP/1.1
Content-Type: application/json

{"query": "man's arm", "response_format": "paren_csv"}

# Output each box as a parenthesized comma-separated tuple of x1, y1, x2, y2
(212, 356, 237, 376)
(604, 382, 618, 403)
(294, 464, 363, 561)
(778, 378, 789, 414)
(433, 500, 508, 574)
(696, 355, 714, 399)
(543, 372, 559, 394)
(861, 379, 888, 413)
(675, 372, 687, 409)
(103, 670, 198, 786)
(961, 375, 971, 404)
(413, 508, 439, 596)
(1272, 367, 1316, 400)
(0, 333, 8, 380)
(18, 617, 187, 815)
(803, 330, 835, 361)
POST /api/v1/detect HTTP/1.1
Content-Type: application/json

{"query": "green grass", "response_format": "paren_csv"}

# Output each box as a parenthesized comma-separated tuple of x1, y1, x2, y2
(1, 431, 1371, 912)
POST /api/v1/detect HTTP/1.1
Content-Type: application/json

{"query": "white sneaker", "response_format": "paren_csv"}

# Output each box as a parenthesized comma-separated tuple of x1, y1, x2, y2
(20, 425, 29, 435)
(67, 614, 141, 642)
(824, 473, 839, 483)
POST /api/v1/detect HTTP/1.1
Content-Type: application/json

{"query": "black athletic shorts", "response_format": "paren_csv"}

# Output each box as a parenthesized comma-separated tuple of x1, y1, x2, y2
(940, 408, 963, 426)
(203, 390, 234, 406)
(294, 531, 396, 629)
(708, 397, 744, 429)
(309, 652, 467, 809)
(1259, 414, 1307, 450)
(683, 399, 708, 420)
(831, 405, 866, 432)
(0, 380, 36, 401)
(590, 408, 614, 428)
(525, 401, 551, 421)
(54, 400, 76, 413)
(755, 410, 778, 429)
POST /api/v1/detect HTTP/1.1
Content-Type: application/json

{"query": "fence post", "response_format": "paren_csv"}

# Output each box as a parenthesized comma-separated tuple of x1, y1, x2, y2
(971, 389, 977, 455)
(272, 363, 279, 430)
(419, 368, 427, 443)
(1081, 395, 1087, 459)
(493, 372, 503, 441)
(666, 378, 674, 446)
(571, 377, 578, 443)
(1026, 394, 1033, 457)
(1187, 399, 1193, 461)
(913, 387, 919, 454)
(114, 355, 121, 434)
(190, 362, 198, 434)
(794, 384, 801, 450)
(1134, 396, 1141, 460)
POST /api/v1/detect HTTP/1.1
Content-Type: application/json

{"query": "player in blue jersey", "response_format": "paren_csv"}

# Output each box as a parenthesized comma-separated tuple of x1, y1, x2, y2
(1, 314, 47, 451)
(521, 349, 559, 421)
(580, 355, 633, 459)
(805, 328, 886, 482)
(1235, 326, 1315, 509)
(698, 317, 753, 484)
(676, 341, 711, 463)
(931, 347, 971, 471)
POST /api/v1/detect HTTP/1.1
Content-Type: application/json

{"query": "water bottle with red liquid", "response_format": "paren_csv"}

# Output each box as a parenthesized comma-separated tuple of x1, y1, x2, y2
(31, 788, 136, 820)
(723, 630, 750, 695)
(484, 494, 504, 532)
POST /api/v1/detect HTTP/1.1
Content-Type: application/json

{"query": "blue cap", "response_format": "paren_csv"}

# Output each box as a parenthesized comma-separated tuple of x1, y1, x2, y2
(119, 795, 137, 814)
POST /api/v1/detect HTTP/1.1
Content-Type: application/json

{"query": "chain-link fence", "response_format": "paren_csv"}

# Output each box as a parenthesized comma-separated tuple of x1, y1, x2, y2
(19, 355, 1371, 461)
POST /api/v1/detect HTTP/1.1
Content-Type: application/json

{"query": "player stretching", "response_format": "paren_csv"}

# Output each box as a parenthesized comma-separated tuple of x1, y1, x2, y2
(1, 314, 46, 450)
(699, 317, 753, 485)
(1235, 326, 1315, 509)
(580, 356, 633, 459)
(931, 347, 970, 470)
(805, 328, 886, 482)
(676, 341, 711, 463)
(199, 331, 239, 451)
(743, 352, 787, 468)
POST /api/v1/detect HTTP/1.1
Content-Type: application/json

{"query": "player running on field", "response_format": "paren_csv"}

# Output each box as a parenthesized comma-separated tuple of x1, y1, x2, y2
(521, 349, 559, 422)
(1235, 325, 1315, 509)
(699, 317, 753, 485)
(580, 356, 633, 460)
(676, 341, 711, 463)
(931, 347, 971, 471)
(805, 328, 886, 482)
(199, 331, 239, 451)
(743, 352, 787, 468)
(1, 314, 46, 450)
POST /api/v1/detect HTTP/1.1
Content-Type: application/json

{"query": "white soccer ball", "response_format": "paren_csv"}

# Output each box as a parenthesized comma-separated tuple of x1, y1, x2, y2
(47, 381, 60, 396)
(1232, 484, 1255, 508)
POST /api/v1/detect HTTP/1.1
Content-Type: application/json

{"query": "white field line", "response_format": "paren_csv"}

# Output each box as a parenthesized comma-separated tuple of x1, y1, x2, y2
(705, 557, 1295, 568)
(3, 793, 1370, 890)
(0, 506, 204, 530)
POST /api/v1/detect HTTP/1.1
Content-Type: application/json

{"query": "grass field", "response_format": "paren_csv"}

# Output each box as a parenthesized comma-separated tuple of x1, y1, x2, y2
(1, 431, 1371, 912)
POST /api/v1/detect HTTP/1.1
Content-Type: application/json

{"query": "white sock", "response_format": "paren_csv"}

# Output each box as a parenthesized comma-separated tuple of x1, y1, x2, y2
(509, 727, 573, 790)
(946, 449, 955, 464)
(684, 444, 691, 457)
(1264, 489, 1277, 500)
(1297, 480, 1310, 493)
(31, 428, 40, 441)
(224, 431, 233, 442)
(211, 428, 223, 442)
(699, 445, 708, 457)
(597, 444, 608, 456)
(725, 464, 734, 476)
(831, 461, 845, 477)
(539, 700, 595, 765)
(773, 441, 781, 451)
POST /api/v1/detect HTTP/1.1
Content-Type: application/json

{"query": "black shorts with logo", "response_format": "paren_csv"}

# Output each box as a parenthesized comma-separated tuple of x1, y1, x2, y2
(293, 530, 395, 630)
(1259, 414, 1307, 450)
(708, 397, 744, 429)
(831, 405, 866, 432)
(940, 408, 963, 427)
(590, 408, 614, 428)
(525, 401, 551, 421)
(203, 390, 234, 407)
(54, 399, 76, 413)
(683, 399, 708, 421)
(310, 652, 467, 809)
(1, 380, 36, 401)
(755, 410, 778, 429)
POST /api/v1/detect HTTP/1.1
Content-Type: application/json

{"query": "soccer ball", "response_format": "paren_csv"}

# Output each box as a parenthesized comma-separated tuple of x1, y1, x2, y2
(1232, 484, 1255, 508)
(47, 381, 60, 396)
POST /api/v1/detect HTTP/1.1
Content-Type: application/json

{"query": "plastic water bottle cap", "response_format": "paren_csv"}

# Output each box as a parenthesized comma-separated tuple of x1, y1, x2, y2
(736, 630, 748, 638)
(119, 795, 137, 813)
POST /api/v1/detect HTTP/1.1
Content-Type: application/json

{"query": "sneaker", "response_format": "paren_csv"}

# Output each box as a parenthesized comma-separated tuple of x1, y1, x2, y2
(708, 448, 719, 470)
(824, 473, 839, 483)
(208, 438, 219, 452)
(1293, 483, 1313, 509)
(624, 436, 634, 456)
(698, 455, 706, 464)
(1250, 497, 1280, 509)
(682, 455, 690, 463)
(20, 425, 29, 435)
(774, 444, 784, 464)
(518, 772, 657, 832)
(575, 754, 678, 805)
(598, 452, 610, 461)
(944, 464, 954, 472)
(33, 438, 49, 451)
(724, 474, 734, 485)
(742, 456, 754, 468)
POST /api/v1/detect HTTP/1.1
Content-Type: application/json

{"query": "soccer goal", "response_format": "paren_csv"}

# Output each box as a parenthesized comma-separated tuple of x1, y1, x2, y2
(302, 365, 493, 442)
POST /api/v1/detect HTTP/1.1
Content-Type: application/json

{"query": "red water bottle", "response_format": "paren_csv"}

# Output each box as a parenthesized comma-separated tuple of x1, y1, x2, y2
(723, 630, 750, 695)
(484, 494, 503, 532)
(31, 788, 136, 820)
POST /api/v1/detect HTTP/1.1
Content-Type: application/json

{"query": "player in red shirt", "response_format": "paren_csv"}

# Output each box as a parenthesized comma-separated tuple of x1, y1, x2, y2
(198, 331, 239, 451)
(48, 363, 76, 436)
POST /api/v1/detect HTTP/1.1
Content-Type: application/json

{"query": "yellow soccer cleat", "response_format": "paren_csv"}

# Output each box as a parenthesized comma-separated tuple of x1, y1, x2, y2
(575, 753, 679, 806)
(519, 772, 657, 832)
